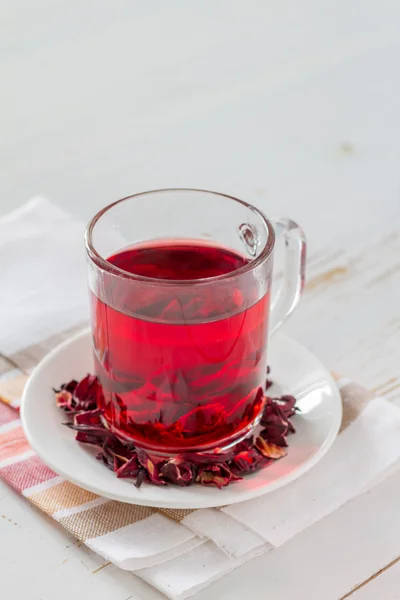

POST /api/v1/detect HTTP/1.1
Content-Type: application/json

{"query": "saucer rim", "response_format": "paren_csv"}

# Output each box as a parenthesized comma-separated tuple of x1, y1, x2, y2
(20, 329, 342, 509)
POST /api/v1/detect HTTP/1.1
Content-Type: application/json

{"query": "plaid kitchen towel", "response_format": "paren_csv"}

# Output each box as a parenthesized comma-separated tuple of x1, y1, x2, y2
(1, 338, 400, 599)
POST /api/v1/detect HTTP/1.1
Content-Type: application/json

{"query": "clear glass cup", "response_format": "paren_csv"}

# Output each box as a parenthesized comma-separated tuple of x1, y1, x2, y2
(85, 189, 306, 455)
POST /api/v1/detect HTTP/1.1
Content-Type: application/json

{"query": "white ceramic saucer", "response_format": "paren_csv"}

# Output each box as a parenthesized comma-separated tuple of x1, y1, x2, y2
(20, 330, 342, 509)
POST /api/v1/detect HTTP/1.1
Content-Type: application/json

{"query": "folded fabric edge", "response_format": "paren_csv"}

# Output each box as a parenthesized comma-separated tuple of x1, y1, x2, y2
(182, 508, 269, 558)
(222, 396, 400, 546)
(88, 536, 205, 571)
(136, 540, 268, 600)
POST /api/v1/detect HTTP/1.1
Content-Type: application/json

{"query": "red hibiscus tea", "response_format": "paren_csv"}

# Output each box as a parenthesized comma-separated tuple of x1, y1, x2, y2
(91, 241, 270, 453)
(86, 189, 306, 454)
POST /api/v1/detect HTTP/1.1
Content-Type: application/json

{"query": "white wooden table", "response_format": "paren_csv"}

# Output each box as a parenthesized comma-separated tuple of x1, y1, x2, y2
(1, 2, 400, 598)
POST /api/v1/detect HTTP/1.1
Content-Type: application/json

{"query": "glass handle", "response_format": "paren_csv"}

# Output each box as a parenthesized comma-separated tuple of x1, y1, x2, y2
(269, 217, 307, 336)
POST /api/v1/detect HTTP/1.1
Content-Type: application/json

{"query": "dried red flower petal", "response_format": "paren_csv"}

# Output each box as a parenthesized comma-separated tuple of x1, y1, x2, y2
(136, 449, 166, 486)
(175, 403, 226, 437)
(75, 375, 103, 411)
(230, 449, 262, 473)
(234, 438, 254, 452)
(56, 380, 78, 394)
(196, 464, 241, 489)
(255, 437, 287, 459)
(55, 390, 74, 412)
(55, 369, 297, 488)
(55, 376, 104, 414)
(280, 395, 297, 418)
(97, 444, 122, 471)
(73, 408, 104, 427)
(261, 396, 296, 435)
(135, 467, 149, 488)
(116, 454, 140, 478)
(74, 375, 98, 401)
(96, 452, 115, 471)
(160, 458, 195, 486)
(261, 413, 289, 447)
(66, 422, 116, 444)
(260, 431, 287, 448)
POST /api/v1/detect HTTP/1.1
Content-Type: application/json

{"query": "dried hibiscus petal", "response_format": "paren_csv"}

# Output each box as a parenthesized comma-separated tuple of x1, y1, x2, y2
(234, 438, 254, 452)
(106, 445, 126, 471)
(103, 438, 136, 465)
(75, 375, 103, 411)
(116, 454, 140, 478)
(56, 380, 78, 394)
(55, 375, 104, 414)
(261, 398, 283, 423)
(55, 370, 297, 488)
(230, 449, 262, 473)
(261, 414, 289, 447)
(75, 430, 104, 446)
(66, 422, 121, 449)
(260, 431, 287, 448)
(96, 445, 116, 471)
(73, 408, 104, 427)
(135, 467, 149, 488)
(175, 403, 226, 437)
(55, 390, 74, 412)
(96, 453, 114, 471)
(74, 374, 97, 401)
(136, 449, 166, 486)
(255, 437, 287, 459)
(265, 412, 288, 435)
(160, 458, 195, 486)
(196, 464, 241, 488)
(261, 397, 296, 436)
(280, 395, 297, 418)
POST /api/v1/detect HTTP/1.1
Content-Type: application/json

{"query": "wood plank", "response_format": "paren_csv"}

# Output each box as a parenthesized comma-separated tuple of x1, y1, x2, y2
(345, 559, 400, 599)
(285, 227, 400, 398)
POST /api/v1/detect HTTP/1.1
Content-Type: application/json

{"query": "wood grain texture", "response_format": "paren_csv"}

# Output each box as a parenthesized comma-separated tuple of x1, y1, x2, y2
(347, 559, 400, 600)
(2, 1, 400, 599)
(340, 556, 400, 599)
(285, 227, 400, 402)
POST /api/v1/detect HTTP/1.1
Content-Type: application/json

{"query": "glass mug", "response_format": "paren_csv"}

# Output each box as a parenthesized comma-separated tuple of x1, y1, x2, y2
(85, 189, 306, 455)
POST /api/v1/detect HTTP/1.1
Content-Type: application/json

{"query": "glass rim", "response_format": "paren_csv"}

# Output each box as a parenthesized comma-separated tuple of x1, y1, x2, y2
(85, 188, 275, 285)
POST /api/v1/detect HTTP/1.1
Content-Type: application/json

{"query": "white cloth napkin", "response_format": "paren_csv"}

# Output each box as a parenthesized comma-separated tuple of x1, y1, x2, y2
(0, 197, 88, 355)
(138, 391, 400, 599)
(2, 198, 400, 600)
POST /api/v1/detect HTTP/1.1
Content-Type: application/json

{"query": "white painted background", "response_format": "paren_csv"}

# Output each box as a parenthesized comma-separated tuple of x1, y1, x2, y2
(1, 1, 400, 598)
